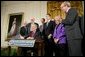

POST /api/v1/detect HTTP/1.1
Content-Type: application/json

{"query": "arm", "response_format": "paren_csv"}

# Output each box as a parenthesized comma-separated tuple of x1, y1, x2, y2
(53, 26, 57, 39)
(20, 27, 26, 39)
(20, 27, 26, 37)
(62, 9, 78, 25)
(49, 21, 56, 37)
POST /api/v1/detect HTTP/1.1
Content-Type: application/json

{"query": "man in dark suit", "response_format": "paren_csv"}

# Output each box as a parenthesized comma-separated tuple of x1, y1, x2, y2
(43, 14, 56, 56)
(79, 16, 84, 55)
(79, 16, 84, 36)
(60, 1, 83, 56)
(39, 18, 45, 39)
(20, 23, 41, 56)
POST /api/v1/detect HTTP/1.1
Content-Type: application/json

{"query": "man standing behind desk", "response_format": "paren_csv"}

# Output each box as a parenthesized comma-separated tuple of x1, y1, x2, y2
(39, 18, 45, 39)
(60, 1, 83, 56)
(43, 14, 56, 56)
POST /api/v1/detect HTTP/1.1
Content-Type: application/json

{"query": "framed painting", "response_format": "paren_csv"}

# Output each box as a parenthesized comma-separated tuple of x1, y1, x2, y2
(7, 12, 24, 40)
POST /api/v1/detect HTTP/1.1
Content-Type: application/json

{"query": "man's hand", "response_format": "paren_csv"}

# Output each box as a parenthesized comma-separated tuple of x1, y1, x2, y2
(20, 35, 24, 39)
(48, 34, 52, 39)
(54, 38, 59, 44)
(27, 37, 34, 39)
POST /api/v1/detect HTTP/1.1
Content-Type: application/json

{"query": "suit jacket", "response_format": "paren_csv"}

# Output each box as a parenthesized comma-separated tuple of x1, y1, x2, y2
(81, 16, 84, 36)
(79, 16, 84, 36)
(20, 26, 28, 37)
(62, 8, 83, 40)
(43, 21, 56, 41)
(39, 24, 45, 38)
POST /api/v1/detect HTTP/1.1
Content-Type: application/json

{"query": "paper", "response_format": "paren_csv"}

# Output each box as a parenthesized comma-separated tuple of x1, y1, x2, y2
(8, 39, 36, 47)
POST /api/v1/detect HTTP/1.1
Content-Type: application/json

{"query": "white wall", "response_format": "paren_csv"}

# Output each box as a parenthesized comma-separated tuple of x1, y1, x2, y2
(1, 1, 47, 47)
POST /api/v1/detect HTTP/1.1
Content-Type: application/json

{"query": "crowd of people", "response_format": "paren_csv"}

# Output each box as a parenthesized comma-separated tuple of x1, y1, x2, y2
(20, 1, 84, 56)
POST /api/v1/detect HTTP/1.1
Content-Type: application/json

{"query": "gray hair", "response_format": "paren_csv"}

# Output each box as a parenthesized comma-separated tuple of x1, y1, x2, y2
(62, 1, 71, 7)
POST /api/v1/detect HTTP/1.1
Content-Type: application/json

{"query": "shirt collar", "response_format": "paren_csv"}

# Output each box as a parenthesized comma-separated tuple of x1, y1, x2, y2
(66, 7, 71, 13)
(47, 20, 50, 23)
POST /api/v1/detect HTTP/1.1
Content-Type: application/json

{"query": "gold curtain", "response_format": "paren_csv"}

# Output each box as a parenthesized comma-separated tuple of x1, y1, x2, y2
(47, 1, 84, 19)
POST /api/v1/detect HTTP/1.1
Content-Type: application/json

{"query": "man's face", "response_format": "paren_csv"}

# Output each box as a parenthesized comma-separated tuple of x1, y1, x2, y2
(60, 4, 67, 12)
(41, 18, 45, 23)
(30, 24, 37, 32)
(46, 15, 50, 21)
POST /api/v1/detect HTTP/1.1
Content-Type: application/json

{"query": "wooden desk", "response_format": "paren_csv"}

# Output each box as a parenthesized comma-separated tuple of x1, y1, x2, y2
(8, 38, 44, 56)
(34, 38, 44, 56)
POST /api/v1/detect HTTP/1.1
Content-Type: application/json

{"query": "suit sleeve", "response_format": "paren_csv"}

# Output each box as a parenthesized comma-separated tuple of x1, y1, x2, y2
(53, 26, 57, 38)
(20, 27, 26, 36)
(62, 9, 78, 25)
(52, 21, 56, 35)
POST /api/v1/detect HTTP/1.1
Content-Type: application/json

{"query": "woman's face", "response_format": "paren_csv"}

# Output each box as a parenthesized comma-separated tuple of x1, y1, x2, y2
(55, 20, 60, 25)
(55, 16, 62, 24)
(41, 18, 44, 23)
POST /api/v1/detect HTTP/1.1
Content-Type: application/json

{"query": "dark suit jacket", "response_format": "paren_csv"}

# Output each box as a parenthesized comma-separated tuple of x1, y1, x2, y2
(20, 26, 28, 37)
(62, 8, 83, 40)
(43, 21, 56, 41)
(81, 16, 84, 36)
(79, 16, 84, 36)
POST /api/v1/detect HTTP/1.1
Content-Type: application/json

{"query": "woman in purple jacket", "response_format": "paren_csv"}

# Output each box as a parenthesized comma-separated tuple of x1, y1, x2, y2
(53, 15, 67, 56)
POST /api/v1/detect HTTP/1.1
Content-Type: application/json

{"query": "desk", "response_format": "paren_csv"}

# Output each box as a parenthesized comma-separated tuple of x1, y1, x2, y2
(34, 38, 44, 56)
(8, 38, 44, 56)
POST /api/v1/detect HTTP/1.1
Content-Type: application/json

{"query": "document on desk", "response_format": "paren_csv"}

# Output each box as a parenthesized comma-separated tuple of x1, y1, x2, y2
(8, 39, 36, 47)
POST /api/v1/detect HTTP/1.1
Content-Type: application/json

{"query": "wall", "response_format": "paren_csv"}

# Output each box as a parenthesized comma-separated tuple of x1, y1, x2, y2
(1, 1, 47, 47)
